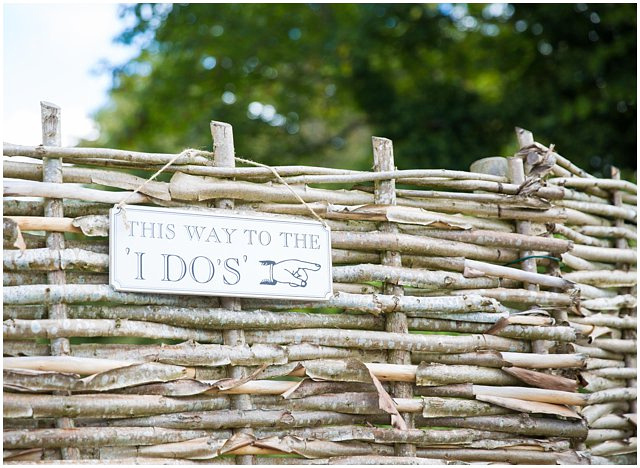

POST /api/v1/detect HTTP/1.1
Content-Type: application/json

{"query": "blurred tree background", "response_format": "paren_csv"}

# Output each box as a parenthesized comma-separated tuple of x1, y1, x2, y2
(90, 3, 636, 177)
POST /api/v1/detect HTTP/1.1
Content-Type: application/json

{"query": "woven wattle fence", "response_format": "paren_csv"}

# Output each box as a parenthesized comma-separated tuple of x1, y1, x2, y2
(2, 102, 636, 464)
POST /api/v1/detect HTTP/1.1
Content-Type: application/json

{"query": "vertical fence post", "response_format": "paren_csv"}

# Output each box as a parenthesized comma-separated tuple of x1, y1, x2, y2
(211, 121, 254, 465)
(610, 166, 636, 415)
(40, 101, 80, 460)
(510, 129, 552, 354)
(372, 136, 415, 457)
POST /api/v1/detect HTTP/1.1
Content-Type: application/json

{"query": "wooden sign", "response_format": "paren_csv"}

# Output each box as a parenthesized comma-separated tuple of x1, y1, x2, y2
(109, 205, 332, 300)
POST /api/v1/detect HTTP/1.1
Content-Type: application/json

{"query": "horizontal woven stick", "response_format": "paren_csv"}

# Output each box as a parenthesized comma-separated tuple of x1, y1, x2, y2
(581, 401, 630, 425)
(3, 284, 221, 307)
(330, 231, 518, 262)
(262, 425, 516, 446)
(333, 264, 515, 290)
(414, 363, 519, 386)
(4, 393, 230, 419)
(4, 272, 108, 287)
(251, 202, 514, 232)
(405, 178, 565, 198)
(589, 438, 638, 457)
(65, 305, 384, 331)
(548, 177, 637, 194)
(571, 343, 625, 360)
(402, 255, 466, 272)
(500, 352, 585, 368)
(92, 401, 508, 430)
(2, 339, 577, 370)
(333, 283, 380, 294)
(4, 248, 108, 272)
(562, 185, 636, 205)
(415, 448, 588, 465)
(3, 199, 110, 217)
(2, 355, 514, 388)
(463, 259, 574, 290)
(3, 143, 212, 166)
(62, 158, 370, 180)
(589, 367, 637, 380)
(589, 338, 637, 353)
(332, 249, 380, 264)
(4, 160, 171, 200)
(450, 288, 573, 306)
(2, 340, 388, 364)
(417, 414, 588, 438)
(5, 157, 402, 182)
(570, 244, 637, 264)
(171, 172, 375, 205)
(90, 410, 385, 430)
(414, 350, 580, 368)
(558, 199, 637, 222)
(571, 314, 636, 329)
(585, 358, 626, 370)
(115, 435, 395, 460)
(245, 291, 505, 315)
(3, 319, 223, 343)
(570, 283, 615, 301)
(406, 310, 546, 324)
(549, 223, 612, 248)
(590, 414, 636, 430)
(576, 225, 637, 240)
(581, 295, 637, 311)
(399, 198, 568, 223)
(4, 180, 149, 205)
(472, 385, 587, 405)
(408, 317, 576, 342)
(4, 343, 288, 372)
(243, 328, 528, 353)
(4, 216, 81, 234)
(388, 187, 552, 208)
(561, 253, 608, 272)
(561, 207, 612, 226)
(3, 235, 109, 254)
(563, 270, 637, 288)
(418, 229, 572, 252)
(3, 427, 224, 450)
(251, 392, 471, 415)
(111, 425, 514, 450)
(281, 168, 508, 184)
(585, 358, 625, 370)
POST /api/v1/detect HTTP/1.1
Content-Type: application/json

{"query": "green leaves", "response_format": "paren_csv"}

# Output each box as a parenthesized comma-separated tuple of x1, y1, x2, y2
(92, 3, 636, 176)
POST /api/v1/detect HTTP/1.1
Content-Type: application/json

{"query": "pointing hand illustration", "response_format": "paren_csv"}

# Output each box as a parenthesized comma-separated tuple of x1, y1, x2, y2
(260, 259, 321, 287)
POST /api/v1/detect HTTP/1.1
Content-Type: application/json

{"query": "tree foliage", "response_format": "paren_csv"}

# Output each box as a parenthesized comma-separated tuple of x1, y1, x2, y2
(92, 3, 636, 175)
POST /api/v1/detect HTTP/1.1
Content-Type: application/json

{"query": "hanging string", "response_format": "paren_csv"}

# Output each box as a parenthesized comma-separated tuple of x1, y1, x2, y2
(234, 155, 330, 229)
(114, 149, 197, 227)
(113, 149, 329, 230)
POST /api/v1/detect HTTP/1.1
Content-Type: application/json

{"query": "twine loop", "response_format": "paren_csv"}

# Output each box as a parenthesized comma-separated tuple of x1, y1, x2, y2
(114, 149, 329, 229)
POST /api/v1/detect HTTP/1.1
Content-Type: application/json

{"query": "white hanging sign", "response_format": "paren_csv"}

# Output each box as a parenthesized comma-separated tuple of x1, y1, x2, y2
(109, 205, 332, 300)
